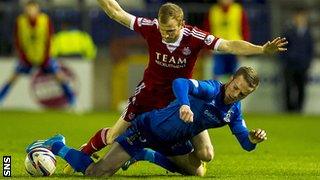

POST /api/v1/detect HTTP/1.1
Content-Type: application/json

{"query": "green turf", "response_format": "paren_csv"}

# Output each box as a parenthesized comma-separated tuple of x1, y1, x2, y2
(1, 110, 320, 179)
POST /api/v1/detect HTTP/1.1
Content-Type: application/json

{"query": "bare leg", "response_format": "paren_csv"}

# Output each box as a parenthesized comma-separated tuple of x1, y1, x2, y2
(85, 142, 131, 177)
(168, 151, 206, 176)
(106, 117, 131, 144)
(191, 130, 214, 162)
(64, 118, 131, 174)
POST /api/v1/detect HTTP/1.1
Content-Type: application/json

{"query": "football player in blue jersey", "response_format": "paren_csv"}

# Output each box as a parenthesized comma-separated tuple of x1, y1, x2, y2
(26, 66, 267, 176)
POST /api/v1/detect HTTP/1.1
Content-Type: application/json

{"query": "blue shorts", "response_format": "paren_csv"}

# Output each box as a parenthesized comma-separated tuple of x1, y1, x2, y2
(15, 59, 60, 74)
(213, 54, 238, 76)
(115, 125, 193, 157)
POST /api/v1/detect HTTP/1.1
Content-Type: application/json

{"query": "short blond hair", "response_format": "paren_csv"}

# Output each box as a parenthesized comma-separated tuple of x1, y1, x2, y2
(234, 66, 260, 88)
(158, 3, 184, 25)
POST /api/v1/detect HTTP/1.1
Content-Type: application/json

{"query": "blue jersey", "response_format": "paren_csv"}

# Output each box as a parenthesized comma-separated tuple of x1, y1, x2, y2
(131, 78, 255, 151)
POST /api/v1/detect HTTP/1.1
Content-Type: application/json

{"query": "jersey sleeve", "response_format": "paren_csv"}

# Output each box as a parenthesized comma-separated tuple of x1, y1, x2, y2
(193, 27, 223, 51)
(172, 78, 221, 106)
(132, 17, 158, 39)
(228, 103, 256, 151)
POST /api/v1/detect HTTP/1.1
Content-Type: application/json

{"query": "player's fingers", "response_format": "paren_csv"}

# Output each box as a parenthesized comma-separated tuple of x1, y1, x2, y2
(260, 131, 267, 139)
(184, 113, 190, 122)
(188, 112, 194, 122)
(183, 113, 189, 122)
(264, 41, 270, 47)
(254, 129, 261, 136)
(278, 48, 287, 51)
(258, 130, 266, 139)
(273, 39, 281, 45)
(180, 111, 186, 120)
(278, 41, 287, 46)
(271, 37, 280, 44)
(250, 129, 255, 136)
(279, 38, 288, 43)
(277, 42, 288, 47)
(275, 38, 287, 45)
(188, 113, 193, 122)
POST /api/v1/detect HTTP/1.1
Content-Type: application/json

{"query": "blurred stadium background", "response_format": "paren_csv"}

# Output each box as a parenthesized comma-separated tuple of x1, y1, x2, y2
(0, 0, 320, 178)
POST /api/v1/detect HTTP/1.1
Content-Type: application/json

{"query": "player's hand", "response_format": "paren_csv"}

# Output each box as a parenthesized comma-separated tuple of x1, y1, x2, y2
(249, 129, 267, 144)
(262, 37, 288, 54)
(179, 105, 194, 123)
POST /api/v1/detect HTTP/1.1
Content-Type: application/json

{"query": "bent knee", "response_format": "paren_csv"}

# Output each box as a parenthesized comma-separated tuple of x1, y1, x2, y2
(106, 129, 116, 144)
(196, 146, 214, 162)
(194, 163, 207, 176)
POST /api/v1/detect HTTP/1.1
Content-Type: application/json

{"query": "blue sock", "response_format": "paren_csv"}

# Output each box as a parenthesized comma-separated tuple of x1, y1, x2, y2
(0, 83, 11, 103)
(134, 148, 180, 173)
(60, 82, 75, 106)
(52, 142, 93, 174)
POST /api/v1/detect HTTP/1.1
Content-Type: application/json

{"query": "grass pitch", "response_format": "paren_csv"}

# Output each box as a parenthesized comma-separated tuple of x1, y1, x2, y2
(1, 110, 320, 179)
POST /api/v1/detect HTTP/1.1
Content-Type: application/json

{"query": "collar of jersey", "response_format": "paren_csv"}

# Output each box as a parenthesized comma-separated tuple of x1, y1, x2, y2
(161, 28, 184, 47)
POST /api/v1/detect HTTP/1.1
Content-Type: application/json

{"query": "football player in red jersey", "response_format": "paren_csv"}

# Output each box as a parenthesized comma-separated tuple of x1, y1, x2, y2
(64, 0, 287, 173)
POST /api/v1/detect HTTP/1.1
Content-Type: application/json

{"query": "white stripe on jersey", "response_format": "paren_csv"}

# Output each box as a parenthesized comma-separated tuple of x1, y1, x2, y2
(183, 28, 205, 40)
(191, 32, 205, 40)
(241, 119, 247, 128)
(120, 82, 145, 119)
(192, 29, 206, 37)
(134, 82, 146, 95)
(189, 79, 199, 88)
(120, 101, 129, 119)
(184, 28, 206, 37)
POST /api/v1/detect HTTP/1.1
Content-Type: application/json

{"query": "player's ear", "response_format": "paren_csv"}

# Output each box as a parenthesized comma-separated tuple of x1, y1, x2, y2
(230, 75, 234, 81)
(181, 20, 185, 27)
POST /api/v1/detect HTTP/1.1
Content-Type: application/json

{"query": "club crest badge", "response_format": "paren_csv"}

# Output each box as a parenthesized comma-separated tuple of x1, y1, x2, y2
(204, 35, 214, 45)
(182, 47, 191, 56)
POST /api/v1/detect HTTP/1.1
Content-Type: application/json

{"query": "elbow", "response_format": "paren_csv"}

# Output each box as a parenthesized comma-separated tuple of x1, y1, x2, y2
(242, 144, 256, 152)
(240, 141, 256, 152)
(244, 147, 255, 152)
(173, 78, 185, 86)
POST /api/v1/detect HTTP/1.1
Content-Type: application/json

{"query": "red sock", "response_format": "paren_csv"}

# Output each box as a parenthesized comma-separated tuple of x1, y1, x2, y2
(81, 128, 109, 155)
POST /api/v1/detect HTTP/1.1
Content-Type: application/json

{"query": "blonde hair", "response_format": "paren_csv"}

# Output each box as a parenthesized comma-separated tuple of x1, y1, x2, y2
(234, 66, 260, 88)
(158, 3, 184, 25)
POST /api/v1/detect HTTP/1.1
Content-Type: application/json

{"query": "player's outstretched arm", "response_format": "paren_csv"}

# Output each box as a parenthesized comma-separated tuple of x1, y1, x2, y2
(217, 37, 287, 55)
(248, 129, 267, 144)
(97, 0, 134, 28)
